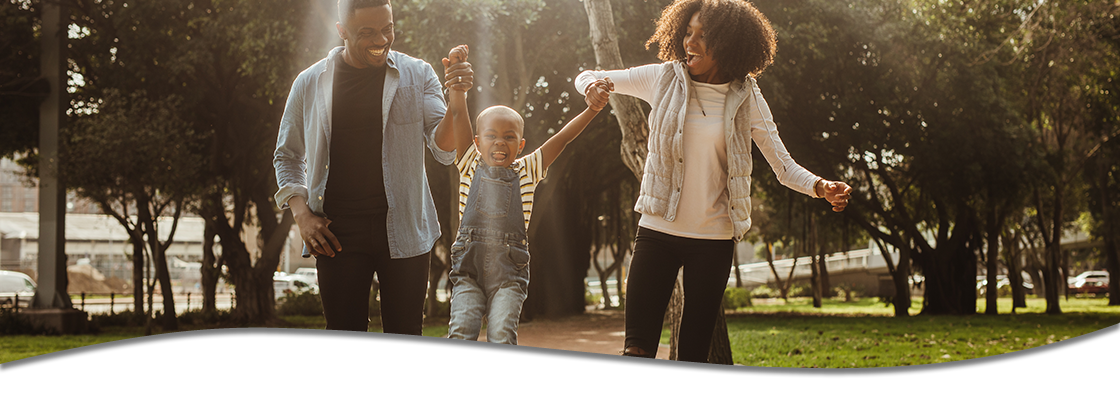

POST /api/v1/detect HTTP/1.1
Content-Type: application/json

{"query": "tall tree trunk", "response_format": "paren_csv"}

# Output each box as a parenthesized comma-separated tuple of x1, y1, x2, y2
(1003, 230, 1027, 310)
(130, 230, 145, 317)
(200, 223, 219, 313)
(1044, 189, 1063, 314)
(581, 0, 649, 177)
(819, 243, 831, 300)
(984, 203, 1000, 315)
(137, 194, 178, 331)
(524, 169, 592, 318)
(893, 242, 912, 317)
(1105, 235, 1120, 306)
(809, 214, 822, 308)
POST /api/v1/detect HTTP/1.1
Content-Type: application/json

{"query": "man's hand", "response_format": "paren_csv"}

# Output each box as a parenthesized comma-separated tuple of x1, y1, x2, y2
(585, 77, 613, 111)
(442, 45, 472, 92)
(289, 197, 341, 257)
(816, 180, 853, 212)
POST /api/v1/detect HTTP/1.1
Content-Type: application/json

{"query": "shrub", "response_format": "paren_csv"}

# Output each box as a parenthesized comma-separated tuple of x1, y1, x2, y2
(88, 309, 146, 328)
(277, 291, 324, 317)
(788, 284, 812, 298)
(0, 309, 53, 335)
(585, 291, 603, 306)
(723, 287, 752, 309)
(177, 309, 234, 325)
(749, 285, 777, 299)
(426, 299, 451, 319)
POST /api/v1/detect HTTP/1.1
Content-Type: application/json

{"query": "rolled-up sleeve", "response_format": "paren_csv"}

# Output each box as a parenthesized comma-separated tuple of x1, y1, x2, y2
(274, 76, 310, 209)
(421, 64, 455, 165)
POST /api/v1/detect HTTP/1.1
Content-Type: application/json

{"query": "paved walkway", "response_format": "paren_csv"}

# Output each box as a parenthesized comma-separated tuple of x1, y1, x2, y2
(480, 309, 671, 360)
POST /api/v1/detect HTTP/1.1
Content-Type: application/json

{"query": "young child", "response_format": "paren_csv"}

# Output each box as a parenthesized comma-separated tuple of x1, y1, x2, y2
(441, 45, 613, 344)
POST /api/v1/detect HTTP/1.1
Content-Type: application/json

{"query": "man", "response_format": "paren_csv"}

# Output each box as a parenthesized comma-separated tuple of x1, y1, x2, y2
(274, 0, 473, 333)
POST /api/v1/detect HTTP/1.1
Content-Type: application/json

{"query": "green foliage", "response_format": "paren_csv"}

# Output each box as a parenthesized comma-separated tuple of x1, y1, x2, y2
(788, 284, 812, 298)
(749, 285, 778, 299)
(0, 309, 53, 335)
(176, 309, 235, 325)
(87, 310, 147, 328)
(277, 290, 324, 317)
(0, 0, 41, 160)
(723, 287, 753, 309)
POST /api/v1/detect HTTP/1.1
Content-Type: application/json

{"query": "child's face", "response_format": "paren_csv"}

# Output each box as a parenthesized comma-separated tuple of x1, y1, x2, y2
(475, 114, 525, 168)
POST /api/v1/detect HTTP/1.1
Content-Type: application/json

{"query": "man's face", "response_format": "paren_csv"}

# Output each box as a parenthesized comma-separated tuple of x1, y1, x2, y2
(474, 113, 525, 168)
(336, 5, 394, 68)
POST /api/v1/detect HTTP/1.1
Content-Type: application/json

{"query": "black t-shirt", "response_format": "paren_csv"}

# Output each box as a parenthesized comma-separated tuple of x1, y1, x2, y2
(324, 59, 388, 217)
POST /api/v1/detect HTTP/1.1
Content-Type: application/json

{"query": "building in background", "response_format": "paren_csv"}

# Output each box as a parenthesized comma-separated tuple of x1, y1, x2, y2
(0, 157, 313, 292)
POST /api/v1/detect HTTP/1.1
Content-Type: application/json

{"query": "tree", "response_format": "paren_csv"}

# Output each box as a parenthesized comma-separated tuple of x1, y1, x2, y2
(751, 0, 1036, 316)
(64, 89, 204, 331)
(999, 0, 1120, 313)
(60, 0, 313, 324)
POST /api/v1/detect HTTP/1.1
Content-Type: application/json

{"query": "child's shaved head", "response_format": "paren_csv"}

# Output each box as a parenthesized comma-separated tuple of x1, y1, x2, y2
(476, 105, 524, 138)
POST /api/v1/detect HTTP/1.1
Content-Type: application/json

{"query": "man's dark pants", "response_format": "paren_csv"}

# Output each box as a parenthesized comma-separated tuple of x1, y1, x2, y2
(315, 212, 429, 334)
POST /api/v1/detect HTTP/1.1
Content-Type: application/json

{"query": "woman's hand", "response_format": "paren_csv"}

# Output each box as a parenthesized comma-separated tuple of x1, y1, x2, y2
(816, 180, 852, 212)
(585, 77, 614, 111)
(442, 44, 473, 92)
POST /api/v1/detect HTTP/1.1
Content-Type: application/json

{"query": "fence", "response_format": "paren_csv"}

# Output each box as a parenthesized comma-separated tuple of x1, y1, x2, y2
(1, 292, 237, 315)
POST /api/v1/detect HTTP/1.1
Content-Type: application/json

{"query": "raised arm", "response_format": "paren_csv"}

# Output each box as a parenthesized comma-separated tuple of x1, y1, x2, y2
(540, 78, 613, 170)
(574, 63, 662, 104)
(431, 45, 474, 158)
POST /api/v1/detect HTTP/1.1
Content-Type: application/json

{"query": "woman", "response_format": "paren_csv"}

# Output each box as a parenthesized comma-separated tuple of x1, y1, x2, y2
(575, 0, 852, 362)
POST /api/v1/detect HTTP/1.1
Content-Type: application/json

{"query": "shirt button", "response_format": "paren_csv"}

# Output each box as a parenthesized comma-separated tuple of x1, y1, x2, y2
(318, 196, 323, 200)
(678, 158, 683, 163)
(325, 165, 329, 169)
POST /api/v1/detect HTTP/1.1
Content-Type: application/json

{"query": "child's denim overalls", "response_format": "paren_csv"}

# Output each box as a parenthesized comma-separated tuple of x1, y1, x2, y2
(447, 164, 531, 344)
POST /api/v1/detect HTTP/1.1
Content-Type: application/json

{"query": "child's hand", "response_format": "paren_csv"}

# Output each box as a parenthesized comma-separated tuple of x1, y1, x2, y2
(442, 45, 472, 92)
(585, 77, 613, 111)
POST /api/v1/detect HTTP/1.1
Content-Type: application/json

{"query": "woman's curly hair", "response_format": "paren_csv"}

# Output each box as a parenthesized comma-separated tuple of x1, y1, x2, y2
(646, 0, 777, 80)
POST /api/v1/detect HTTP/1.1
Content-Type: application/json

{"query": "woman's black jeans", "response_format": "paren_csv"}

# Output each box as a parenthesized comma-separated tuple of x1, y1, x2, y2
(315, 212, 429, 334)
(624, 226, 734, 362)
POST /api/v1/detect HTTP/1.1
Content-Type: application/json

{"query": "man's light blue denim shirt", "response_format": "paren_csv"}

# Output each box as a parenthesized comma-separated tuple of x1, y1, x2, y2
(274, 47, 455, 259)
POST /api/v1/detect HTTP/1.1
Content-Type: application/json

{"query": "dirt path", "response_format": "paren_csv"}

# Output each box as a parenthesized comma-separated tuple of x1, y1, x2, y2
(480, 309, 671, 359)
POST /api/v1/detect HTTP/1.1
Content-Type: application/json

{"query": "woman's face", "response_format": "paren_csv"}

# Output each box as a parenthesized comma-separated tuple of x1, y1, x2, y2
(683, 11, 723, 83)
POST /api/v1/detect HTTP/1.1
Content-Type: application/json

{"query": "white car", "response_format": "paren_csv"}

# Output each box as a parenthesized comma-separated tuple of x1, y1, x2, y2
(0, 270, 37, 309)
(293, 267, 319, 285)
(273, 273, 319, 300)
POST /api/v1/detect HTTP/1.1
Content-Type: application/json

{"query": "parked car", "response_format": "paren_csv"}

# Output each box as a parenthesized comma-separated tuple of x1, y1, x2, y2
(1068, 270, 1109, 295)
(293, 267, 318, 285)
(977, 273, 1034, 295)
(0, 270, 37, 309)
(273, 272, 319, 300)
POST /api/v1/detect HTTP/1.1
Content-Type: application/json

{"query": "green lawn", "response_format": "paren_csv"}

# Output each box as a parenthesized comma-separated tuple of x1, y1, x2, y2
(5, 297, 1115, 367)
(659, 297, 1120, 368)
(0, 315, 451, 364)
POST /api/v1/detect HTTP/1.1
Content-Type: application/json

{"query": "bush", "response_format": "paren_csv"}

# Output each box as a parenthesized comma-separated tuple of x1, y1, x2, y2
(723, 287, 752, 309)
(749, 285, 778, 299)
(0, 309, 53, 335)
(88, 309, 146, 328)
(277, 291, 324, 317)
(788, 284, 812, 298)
(177, 309, 234, 325)
(585, 292, 602, 306)
(426, 299, 450, 319)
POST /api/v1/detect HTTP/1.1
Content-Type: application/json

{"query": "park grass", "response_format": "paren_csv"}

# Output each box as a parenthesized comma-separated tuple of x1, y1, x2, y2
(658, 296, 1119, 368)
(0, 314, 451, 364)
